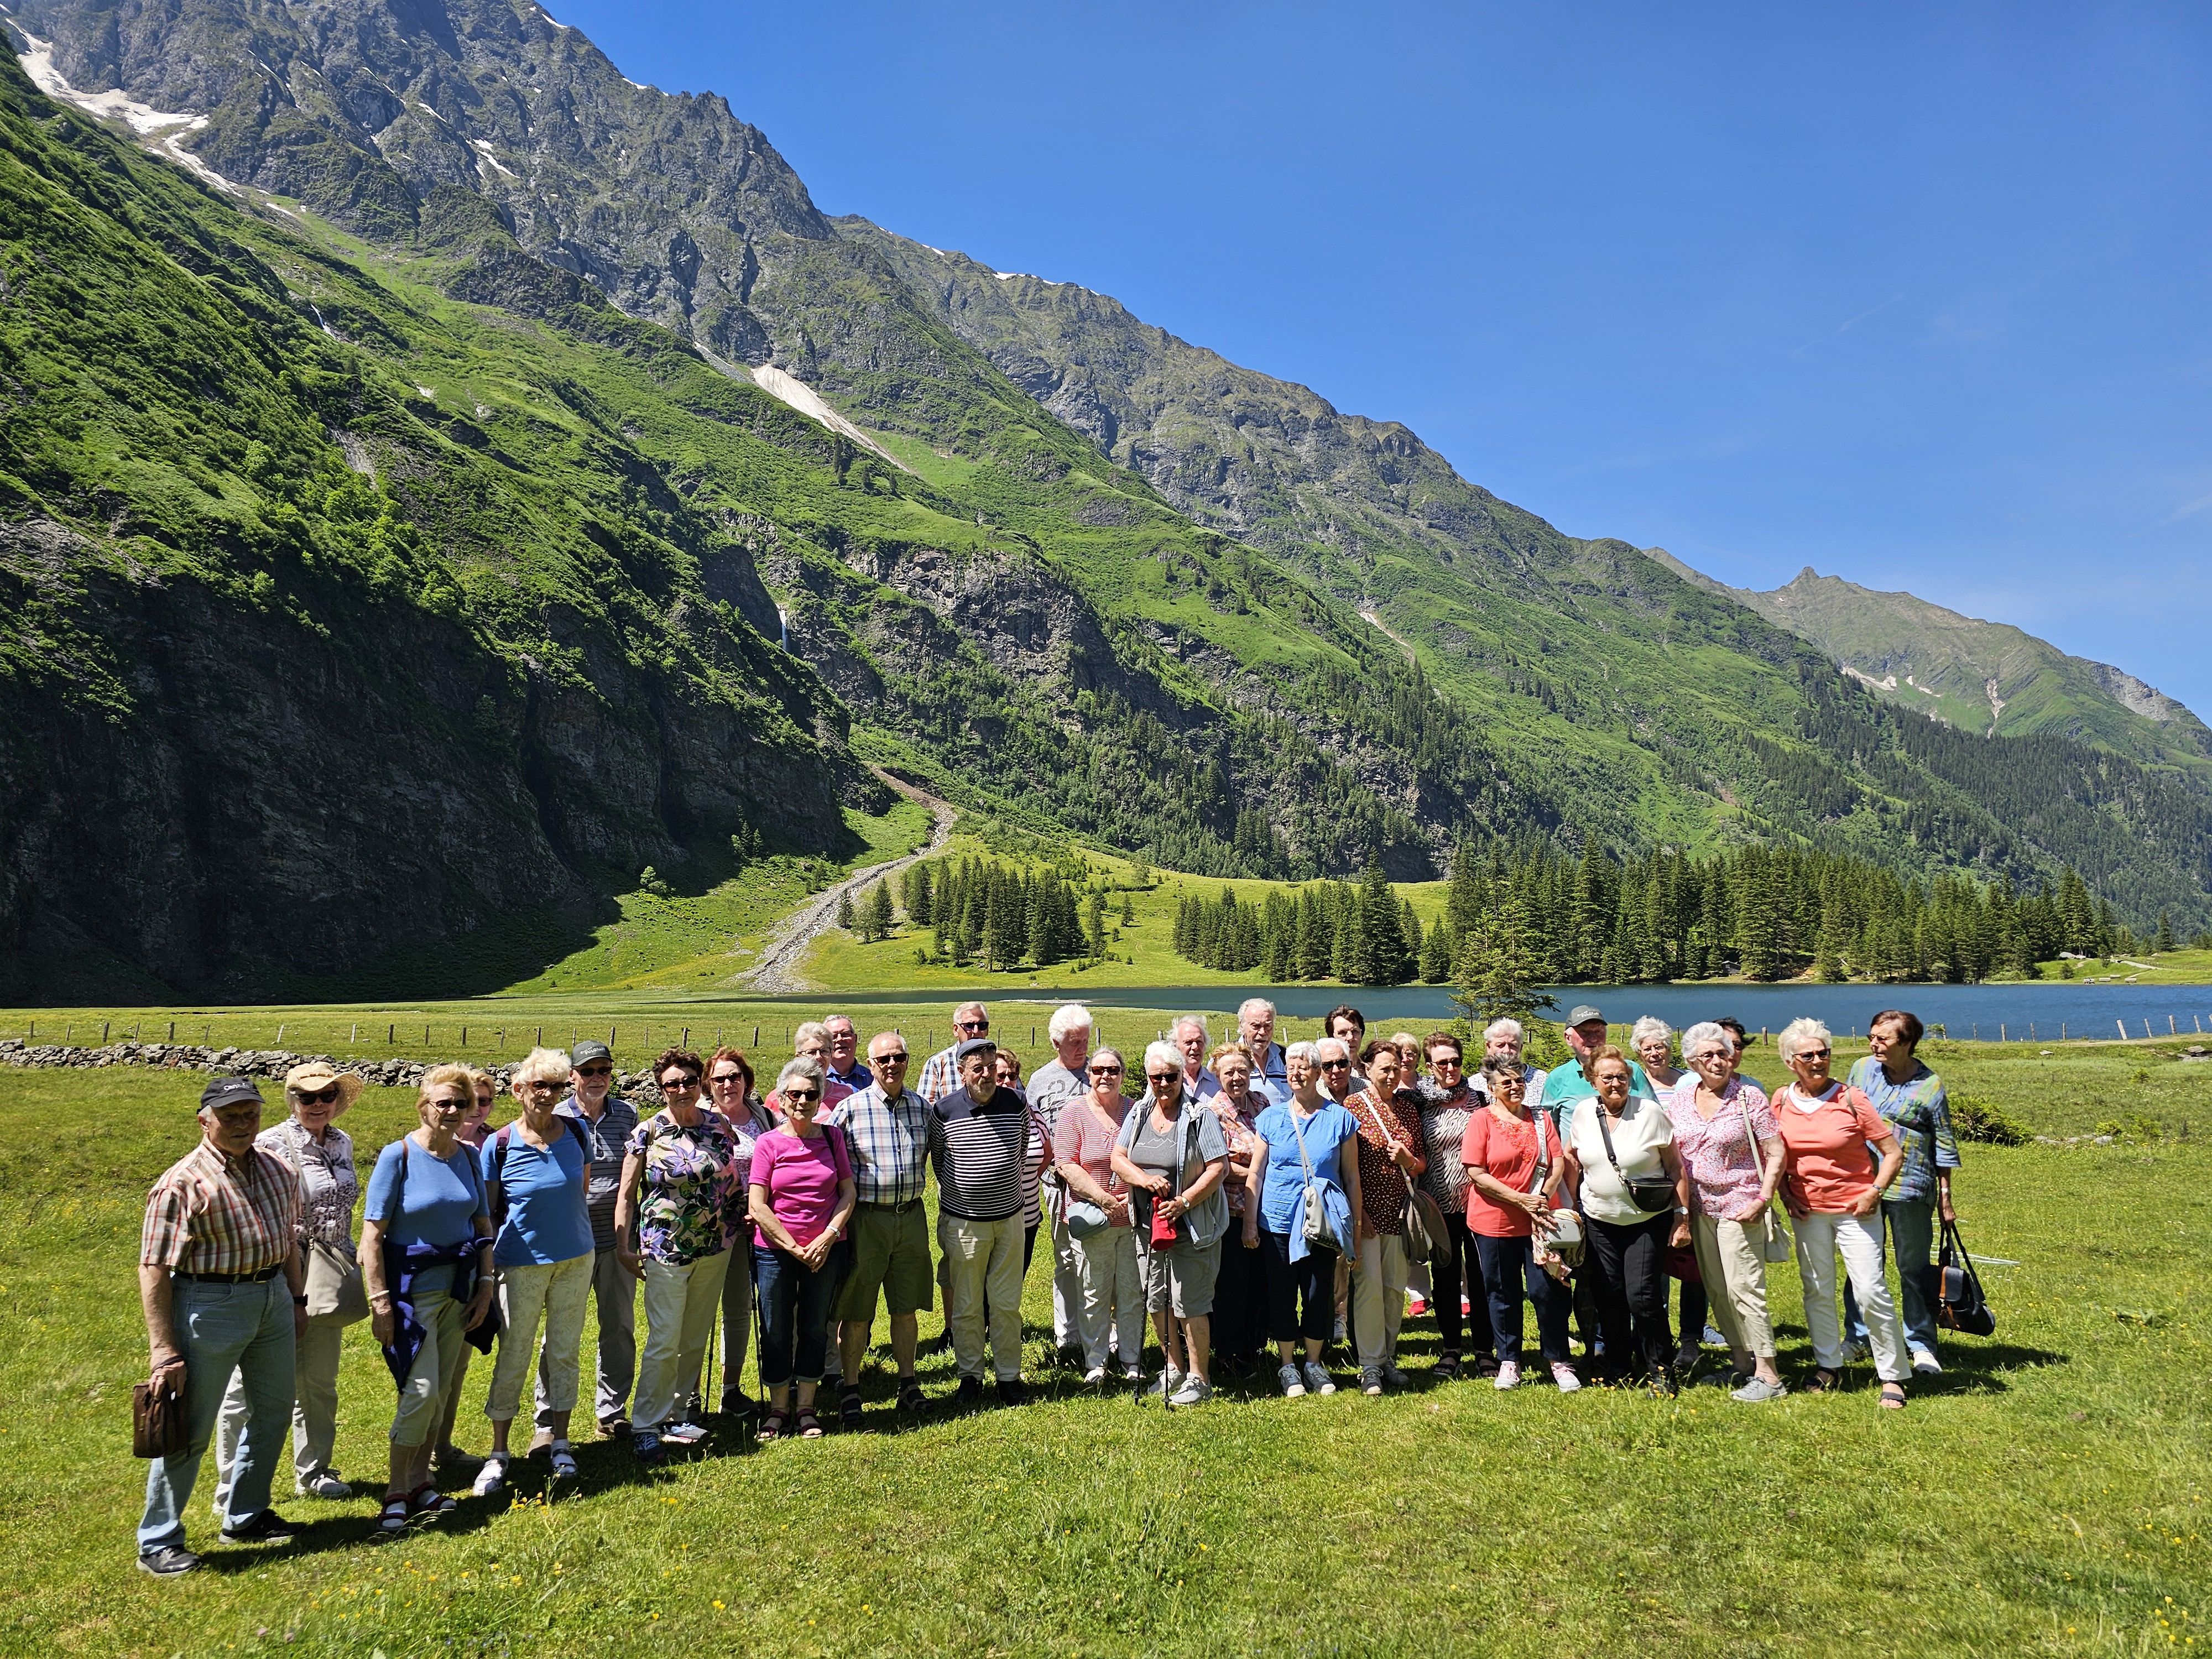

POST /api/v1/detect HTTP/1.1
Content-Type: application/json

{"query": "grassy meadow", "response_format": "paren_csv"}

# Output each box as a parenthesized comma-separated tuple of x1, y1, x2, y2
(0, 1026, 2207, 1655)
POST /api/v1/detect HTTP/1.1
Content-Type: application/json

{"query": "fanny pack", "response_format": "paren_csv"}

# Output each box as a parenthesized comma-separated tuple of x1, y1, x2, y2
(1590, 1097, 1676, 1215)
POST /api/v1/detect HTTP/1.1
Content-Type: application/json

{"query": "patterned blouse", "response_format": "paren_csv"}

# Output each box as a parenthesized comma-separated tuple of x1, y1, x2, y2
(1416, 1083, 1480, 1211)
(1347, 1087, 1428, 1235)
(1207, 1092, 1266, 1218)
(258, 1118, 360, 1249)
(1662, 1077, 1778, 1222)
(626, 1108, 742, 1264)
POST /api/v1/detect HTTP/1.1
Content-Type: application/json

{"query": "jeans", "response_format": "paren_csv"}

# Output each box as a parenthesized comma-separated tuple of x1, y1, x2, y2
(1470, 1233, 1572, 1364)
(1351, 1232, 1410, 1368)
(1259, 1230, 1334, 1343)
(754, 1243, 848, 1388)
(536, 1244, 636, 1428)
(1583, 1213, 1673, 1382)
(1796, 1211, 1908, 1381)
(938, 1214, 1027, 1381)
(1675, 1272, 1708, 1352)
(1842, 1194, 1939, 1354)
(634, 1251, 732, 1430)
(213, 1311, 346, 1506)
(1072, 1227, 1144, 1372)
(485, 1253, 594, 1421)
(140, 1275, 295, 1553)
(1425, 1214, 1497, 1359)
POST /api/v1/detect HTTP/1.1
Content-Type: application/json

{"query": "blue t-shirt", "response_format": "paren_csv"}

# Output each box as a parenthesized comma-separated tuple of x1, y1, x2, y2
(483, 1124, 594, 1267)
(1253, 1100, 1360, 1234)
(365, 1136, 488, 1249)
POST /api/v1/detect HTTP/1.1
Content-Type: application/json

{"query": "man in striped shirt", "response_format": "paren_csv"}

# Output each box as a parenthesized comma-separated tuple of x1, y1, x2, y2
(136, 1077, 307, 1577)
(927, 1038, 1034, 1406)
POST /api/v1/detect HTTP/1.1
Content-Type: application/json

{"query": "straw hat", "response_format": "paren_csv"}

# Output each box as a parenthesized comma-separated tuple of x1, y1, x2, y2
(284, 1060, 363, 1114)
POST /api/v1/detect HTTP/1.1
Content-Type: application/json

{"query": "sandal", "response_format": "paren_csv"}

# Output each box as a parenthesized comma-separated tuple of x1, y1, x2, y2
(1433, 1352, 1461, 1381)
(897, 1380, 926, 1413)
(1879, 1382, 1908, 1410)
(796, 1408, 823, 1439)
(1808, 1368, 1841, 1394)
(755, 1410, 787, 1443)
(409, 1484, 456, 1517)
(547, 1442, 578, 1480)
(377, 1495, 411, 1535)
(839, 1386, 864, 1431)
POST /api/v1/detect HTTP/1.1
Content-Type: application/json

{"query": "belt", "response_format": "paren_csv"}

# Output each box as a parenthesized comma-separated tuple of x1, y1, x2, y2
(175, 1265, 283, 1284)
(855, 1197, 924, 1213)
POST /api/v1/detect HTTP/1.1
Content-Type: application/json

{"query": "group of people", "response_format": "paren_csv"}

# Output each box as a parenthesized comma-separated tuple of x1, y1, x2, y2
(132, 998, 1962, 1576)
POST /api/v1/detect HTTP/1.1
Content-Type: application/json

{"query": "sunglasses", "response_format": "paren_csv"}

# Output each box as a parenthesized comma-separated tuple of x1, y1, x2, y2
(522, 1079, 564, 1094)
(956, 1020, 990, 1034)
(875, 1051, 910, 1064)
(1319, 1058, 1352, 1070)
(1088, 1064, 1124, 1076)
(427, 1096, 469, 1112)
(1798, 1048, 1832, 1060)
(661, 1076, 702, 1091)
(1146, 1072, 1179, 1084)
(293, 1086, 341, 1105)
(783, 1088, 821, 1103)
(1432, 1057, 1462, 1069)
(576, 1065, 614, 1078)
(709, 1072, 749, 1087)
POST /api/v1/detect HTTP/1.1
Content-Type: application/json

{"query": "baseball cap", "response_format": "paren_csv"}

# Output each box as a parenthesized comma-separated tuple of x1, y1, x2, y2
(1565, 1005, 1606, 1028)
(200, 1076, 264, 1112)
(571, 1040, 613, 1067)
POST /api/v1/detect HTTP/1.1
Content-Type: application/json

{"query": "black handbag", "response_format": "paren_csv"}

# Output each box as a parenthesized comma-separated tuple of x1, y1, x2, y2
(1589, 1098, 1677, 1217)
(1919, 1215, 1995, 1337)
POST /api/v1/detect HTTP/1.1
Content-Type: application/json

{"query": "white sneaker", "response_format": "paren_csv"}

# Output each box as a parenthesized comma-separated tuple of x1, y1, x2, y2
(1551, 1363, 1583, 1393)
(1168, 1376, 1212, 1406)
(1083, 1366, 1107, 1385)
(1303, 1361, 1337, 1396)
(1494, 1360, 1522, 1390)
(661, 1421, 709, 1444)
(1164, 1365, 1186, 1396)
(1911, 1348, 1943, 1376)
(469, 1454, 509, 1498)
(547, 1441, 578, 1480)
(1279, 1363, 1306, 1399)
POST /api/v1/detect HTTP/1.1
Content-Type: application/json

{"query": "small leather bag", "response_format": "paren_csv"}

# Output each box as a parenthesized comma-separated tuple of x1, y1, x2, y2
(1590, 1097, 1677, 1215)
(1921, 1215, 1995, 1337)
(132, 1374, 187, 1459)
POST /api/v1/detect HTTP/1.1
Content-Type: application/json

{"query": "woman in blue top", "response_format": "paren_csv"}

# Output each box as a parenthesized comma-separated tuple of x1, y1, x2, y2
(1841, 1009, 1961, 1375)
(471, 1048, 596, 1496)
(361, 1064, 495, 1535)
(1244, 1041, 1363, 1399)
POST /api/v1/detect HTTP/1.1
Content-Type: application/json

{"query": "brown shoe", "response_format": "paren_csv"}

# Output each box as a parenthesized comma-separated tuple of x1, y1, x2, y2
(597, 1416, 629, 1439)
(528, 1427, 555, 1455)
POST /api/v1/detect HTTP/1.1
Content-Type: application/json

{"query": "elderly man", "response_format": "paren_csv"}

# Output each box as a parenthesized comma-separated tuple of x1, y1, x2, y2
(775, 1022, 856, 1113)
(1324, 1005, 1370, 1090)
(1472, 1019, 1550, 1105)
(1238, 998, 1288, 1102)
(830, 1031, 935, 1423)
(1024, 1004, 1095, 1365)
(1536, 1005, 1653, 1134)
(538, 1040, 639, 1440)
(927, 1038, 1035, 1405)
(919, 1002, 992, 1103)
(822, 1015, 874, 1094)
(1172, 1016, 1222, 1100)
(135, 1077, 307, 1576)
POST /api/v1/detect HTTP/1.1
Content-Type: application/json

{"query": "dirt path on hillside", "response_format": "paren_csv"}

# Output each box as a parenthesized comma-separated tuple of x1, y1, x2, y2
(1359, 607, 1416, 664)
(736, 768, 954, 994)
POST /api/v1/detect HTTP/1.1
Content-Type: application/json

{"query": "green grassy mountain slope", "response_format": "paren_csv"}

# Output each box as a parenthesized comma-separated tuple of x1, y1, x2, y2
(1647, 555, 2212, 773)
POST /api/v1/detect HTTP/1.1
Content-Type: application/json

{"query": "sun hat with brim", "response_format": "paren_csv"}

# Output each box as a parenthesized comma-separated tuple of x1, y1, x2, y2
(200, 1076, 264, 1113)
(284, 1061, 363, 1114)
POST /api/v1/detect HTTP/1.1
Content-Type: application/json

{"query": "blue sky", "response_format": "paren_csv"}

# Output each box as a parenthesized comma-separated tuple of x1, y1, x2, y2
(551, 1, 2212, 713)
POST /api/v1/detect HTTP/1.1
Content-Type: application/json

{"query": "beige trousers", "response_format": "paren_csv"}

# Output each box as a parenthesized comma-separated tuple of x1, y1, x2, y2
(1691, 1212, 1775, 1359)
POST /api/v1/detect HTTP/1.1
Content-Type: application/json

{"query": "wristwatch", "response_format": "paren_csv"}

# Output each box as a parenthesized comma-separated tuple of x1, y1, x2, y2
(293, 1294, 309, 1306)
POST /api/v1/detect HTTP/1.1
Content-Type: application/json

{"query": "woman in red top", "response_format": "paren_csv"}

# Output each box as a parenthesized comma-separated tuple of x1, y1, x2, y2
(1772, 1018, 1910, 1407)
(1347, 1041, 1427, 1396)
(1460, 1056, 1579, 1392)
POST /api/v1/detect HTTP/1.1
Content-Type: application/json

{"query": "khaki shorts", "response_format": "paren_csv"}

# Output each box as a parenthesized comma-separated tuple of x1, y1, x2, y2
(833, 1202, 935, 1320)
(1135, 1233, 1222, 1317)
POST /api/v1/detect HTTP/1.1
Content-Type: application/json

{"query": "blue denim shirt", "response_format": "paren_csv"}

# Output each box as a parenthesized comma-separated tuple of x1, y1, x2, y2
(1846, 1056, 1960, 1202)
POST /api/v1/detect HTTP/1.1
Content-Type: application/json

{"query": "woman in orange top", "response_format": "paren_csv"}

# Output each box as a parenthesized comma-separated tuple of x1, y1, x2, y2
(1772, 1018, 1909, 1407)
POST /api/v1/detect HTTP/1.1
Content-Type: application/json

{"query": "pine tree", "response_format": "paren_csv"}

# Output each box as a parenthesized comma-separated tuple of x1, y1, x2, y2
(907, 862, 934, 927)
(1450, 889, 1553, 1032)
(2156, 910, 2177, 953)
(836, 890, 857, 933)
(868, 880, 894, 941)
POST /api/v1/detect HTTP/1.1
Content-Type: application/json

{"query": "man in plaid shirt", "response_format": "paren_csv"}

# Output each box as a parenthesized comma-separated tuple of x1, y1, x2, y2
(918, 1002, 991, 1102)
(828, 1031, 936, 1423)
(136, 1077, 307, 1577)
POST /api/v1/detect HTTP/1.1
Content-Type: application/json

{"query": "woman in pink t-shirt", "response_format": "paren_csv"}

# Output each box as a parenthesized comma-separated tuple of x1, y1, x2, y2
(746, 1057, 857, 1439)
(1053, 1048, 1140, 1383)
(1772, 1019, 1909, 1407)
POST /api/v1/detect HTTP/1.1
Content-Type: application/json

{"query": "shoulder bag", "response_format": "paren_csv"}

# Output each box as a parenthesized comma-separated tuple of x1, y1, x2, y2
(1735, 1089, 1795, 1265)
(1528, 1111, 1583, 1270)
(1920, 1214, 1995, 1337)
(1589, 1098, 1678, 1216)
(1289, 1108, 1343, 1255)
(1379, 1097, 1447, 1257)
(273, 1128, 371, 1324)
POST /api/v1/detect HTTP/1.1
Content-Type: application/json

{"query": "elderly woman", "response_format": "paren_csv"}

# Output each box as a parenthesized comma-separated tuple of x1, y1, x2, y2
(1665, 1024, 1788, 1402)
(1462, 1055, 1578, 1391)
(706, 1046, 773, 1420)
(1055, 1046, 1141, 1384)
(1247, 1041, 1363, 1398)
(1113, 1042, 1229, 1405)
(1203, 1041, 1269, 1379)
(748, 1056, 857, 1440)
(1774, 1018, 1911, 1407)
(362, 1065, 497, 1534)
(1632, 1016, 1706, 1370)
(212, 1061, 367, 1509)
(1843, 1009, 1961, 1376)
(427, 1068, 498, 1477)
(1414, 1032, 1493, 1380)
(1633, 1018, 1683, 1091)
(617, 1048, 742, 1462)
(1559, 1047, 1689, 1394)
(1345, 1040, 1427, 1395)
(469, 1048, 595, 1495)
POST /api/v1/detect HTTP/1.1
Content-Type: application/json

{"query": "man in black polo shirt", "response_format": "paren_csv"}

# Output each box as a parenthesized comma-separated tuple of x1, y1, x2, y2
(927, 1039, 1033, 1406)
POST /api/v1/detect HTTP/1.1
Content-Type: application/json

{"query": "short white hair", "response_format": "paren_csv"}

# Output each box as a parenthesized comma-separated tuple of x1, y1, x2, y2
(1047, 1003, 1094, 1045)
(1284, 1039, 1319, 1067)
(1483, 1018, 1524, 1045)
(1315, 1035, 1351, 1063)
(954, 1000, 988, 1021)
(776, 1056, 825, 1093)
(1631, 1016, 1672, 1049)
(1172, 1014, 1209, 1041)
(1142, 1041, 1182, 1078)
(1778, 1018, 1832, 1064)
(1681, 1021, 1730, 1061)
(823, 1013, 855, 1034)
(794, 1021, 828, 1047)
(1238, 997, 1276, 1024)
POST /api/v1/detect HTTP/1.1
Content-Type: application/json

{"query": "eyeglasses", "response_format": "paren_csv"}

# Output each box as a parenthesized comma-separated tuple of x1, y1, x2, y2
(783, 1088, 821, 1103)
(1319, 1058, 1351, 1070)
(293, 1086, 340, 1105)
(427, 1096, 469, 1112)
(661, 1076, 702, 1092)
(576, 1065, 614, 1079)
(1147, 1072, 1179, 1084)
(522, 1079, 564, 1094)
(709, 1072, 749, 1088)
(1088, 1064, 1124, 1076)
(956, 1019, 990, 1034)
(1432, 1058, 1462, 1070)
(1798, 1048, 1832, 1060)
(875, 1051, 910, 1064)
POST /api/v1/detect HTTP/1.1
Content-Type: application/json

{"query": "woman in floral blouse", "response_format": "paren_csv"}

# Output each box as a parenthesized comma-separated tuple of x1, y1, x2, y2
(615, 1047, 742, 1462)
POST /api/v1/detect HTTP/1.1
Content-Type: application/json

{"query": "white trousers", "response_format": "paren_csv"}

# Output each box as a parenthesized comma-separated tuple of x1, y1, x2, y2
(1793, 1211, 1908, 1381)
